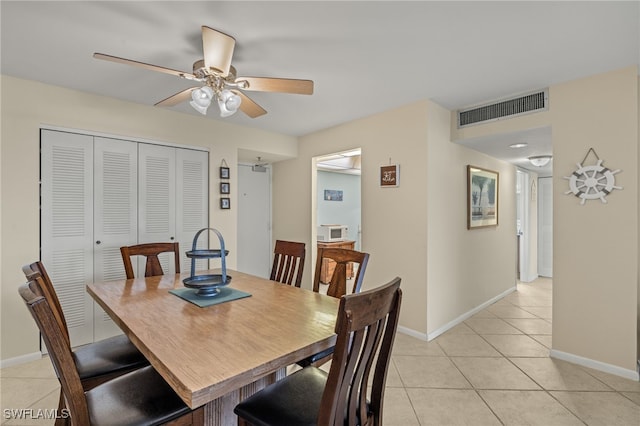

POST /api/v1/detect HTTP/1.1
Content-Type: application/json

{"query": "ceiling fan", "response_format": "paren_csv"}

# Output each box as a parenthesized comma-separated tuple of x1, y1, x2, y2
(94, 26, 314, 118)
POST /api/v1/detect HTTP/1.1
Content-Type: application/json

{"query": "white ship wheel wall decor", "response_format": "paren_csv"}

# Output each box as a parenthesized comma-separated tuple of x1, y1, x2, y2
(563, 148, 622, 205)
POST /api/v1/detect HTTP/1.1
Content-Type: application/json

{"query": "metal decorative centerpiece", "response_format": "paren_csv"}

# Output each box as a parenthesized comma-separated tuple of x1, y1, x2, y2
(183, 228, 231, 297)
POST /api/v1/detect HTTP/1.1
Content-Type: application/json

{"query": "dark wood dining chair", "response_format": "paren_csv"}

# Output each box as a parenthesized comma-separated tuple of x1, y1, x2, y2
(120, 242, 180, 279)
(297, 247, 371, 368)
(18, 275, 203, 425)
(234, 276, 402, 426)
(270, 240, 306, 287)
(313, 247, 369, 298)
(22, 261, 149, 425)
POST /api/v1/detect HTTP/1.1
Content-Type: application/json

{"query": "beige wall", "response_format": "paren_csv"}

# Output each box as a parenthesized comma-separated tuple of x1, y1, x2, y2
(450, 66, 639, 375)
(274, 101, 429, 332)
(426, 101, 517, 335)
(552, 66, 638, 372)
(273, 100, 517, 335)
(0, 75, 297, 361)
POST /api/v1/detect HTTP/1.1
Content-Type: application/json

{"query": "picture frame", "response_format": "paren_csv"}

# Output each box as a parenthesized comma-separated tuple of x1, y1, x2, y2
(380, 164, 399, 187)
(324, 189, 343, 201)
(220, 197, 230, 209)
(467, 165, 499, 229)
(219, 166, 230, 179)
(220, 182, 230, 194)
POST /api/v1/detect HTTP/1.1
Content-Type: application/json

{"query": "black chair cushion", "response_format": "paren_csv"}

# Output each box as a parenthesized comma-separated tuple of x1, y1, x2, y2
(234, 367, 328, 426)
(73, 334, 149, 380)
(86, 365, 191, 426)
(296, 346, 335, 367)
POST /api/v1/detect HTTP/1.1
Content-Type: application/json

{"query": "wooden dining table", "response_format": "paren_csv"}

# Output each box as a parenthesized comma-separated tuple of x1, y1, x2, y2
(87, 269, 339, 425)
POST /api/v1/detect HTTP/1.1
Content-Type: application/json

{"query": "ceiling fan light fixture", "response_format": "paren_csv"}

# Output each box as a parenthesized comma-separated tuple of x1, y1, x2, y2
(528, 155, 552, 167)
(189, 102, 208, 115)
(95, 26, 313, 120)
(189, 86, 214, 115)
(217, 89, 241, 117)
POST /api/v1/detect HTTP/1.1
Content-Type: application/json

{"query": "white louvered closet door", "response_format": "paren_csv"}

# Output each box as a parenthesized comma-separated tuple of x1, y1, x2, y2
(138, 144, 177, 276)
(42, 131, 209, 349)
(93, 137, 138, 340)
(41, 130, 95, 346)
(176, 149, 209, 274)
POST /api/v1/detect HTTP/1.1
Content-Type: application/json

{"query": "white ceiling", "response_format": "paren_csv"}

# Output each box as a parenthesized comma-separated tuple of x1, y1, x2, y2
(1, 1, 638, 173)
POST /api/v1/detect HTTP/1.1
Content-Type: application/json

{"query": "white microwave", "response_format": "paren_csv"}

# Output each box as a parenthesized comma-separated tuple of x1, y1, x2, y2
(317, 225, 348, 242)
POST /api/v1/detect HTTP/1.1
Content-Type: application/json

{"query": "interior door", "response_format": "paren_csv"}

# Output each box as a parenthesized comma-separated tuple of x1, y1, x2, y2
(538, 177, 553, 277)
(42, 130, 210, 348)
(138, 144, 177, 275)
(175, 149, 209, 274)
(237, 164, 271, 278)
(93, 137, 138, 339)
(41, 130, 95, 346)
(516, 170, 530, 281)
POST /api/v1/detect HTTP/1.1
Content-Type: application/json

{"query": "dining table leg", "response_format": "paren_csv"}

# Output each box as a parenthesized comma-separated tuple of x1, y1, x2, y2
(202, 367, 287, 425)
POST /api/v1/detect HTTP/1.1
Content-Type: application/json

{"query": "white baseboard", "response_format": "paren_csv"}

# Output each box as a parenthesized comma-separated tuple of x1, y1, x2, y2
(426, 286, 517, 341)
(0, 352, 42, 369)
(397, 326, 427, 341)
(550, 349, 640, 381)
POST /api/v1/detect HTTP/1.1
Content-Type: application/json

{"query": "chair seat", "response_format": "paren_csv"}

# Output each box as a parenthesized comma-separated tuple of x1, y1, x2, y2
(234, 367, 327, 426)
(295, 346, 334, 367)
(87, 365, 191, 426)
(73, 334, 149, 381)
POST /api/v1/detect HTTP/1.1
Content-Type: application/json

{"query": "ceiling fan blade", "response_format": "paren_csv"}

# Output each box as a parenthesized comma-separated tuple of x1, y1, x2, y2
(202, 26, 235, 77)
(155, 87, 197, 107)
(237, 77, 314, 95)
(93, 53, 196, 79)
(235, 91, 267, 118)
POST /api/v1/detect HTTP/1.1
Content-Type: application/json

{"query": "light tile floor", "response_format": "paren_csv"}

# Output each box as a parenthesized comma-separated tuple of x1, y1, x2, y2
(2, 278, 639, 425)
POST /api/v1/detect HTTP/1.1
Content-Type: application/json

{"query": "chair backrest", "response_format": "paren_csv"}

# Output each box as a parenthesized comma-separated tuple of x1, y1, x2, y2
(270, 240, 306, 287)
(313, 247, 370, 298)
(120, 242, 180, 279)
(21, 261, 70, 344)
(319, 277, 402, 426)
(18, 277, 92, 424)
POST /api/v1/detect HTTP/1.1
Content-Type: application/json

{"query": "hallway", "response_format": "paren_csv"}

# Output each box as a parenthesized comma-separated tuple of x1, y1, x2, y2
(1, 278, 639, 425)
(383, 277, 640, 425)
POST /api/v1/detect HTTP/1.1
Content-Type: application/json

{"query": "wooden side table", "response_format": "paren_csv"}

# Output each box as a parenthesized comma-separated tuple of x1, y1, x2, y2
(317, 240, 355, 284)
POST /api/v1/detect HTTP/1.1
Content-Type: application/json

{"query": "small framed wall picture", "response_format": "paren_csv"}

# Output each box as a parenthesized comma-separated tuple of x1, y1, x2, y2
(220, 182, 230, 194)
(220, 197, 231, 209)
(220, 166, 230, 179)
(380, 164, 400, 187)
(467, 165, 499, 229)
(324, 189, 343, 201)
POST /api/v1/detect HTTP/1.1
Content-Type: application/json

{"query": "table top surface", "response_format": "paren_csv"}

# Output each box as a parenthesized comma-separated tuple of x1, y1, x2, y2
(87, 270, 339, 408)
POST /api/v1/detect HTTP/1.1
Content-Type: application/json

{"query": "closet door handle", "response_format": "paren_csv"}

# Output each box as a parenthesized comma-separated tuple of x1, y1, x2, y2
(170, 237, 175, 240)
(96, 241, 102, 245)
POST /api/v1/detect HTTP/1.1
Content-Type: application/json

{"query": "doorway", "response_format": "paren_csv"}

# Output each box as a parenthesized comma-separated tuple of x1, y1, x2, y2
(516, 169, 553, 281)
(315, 149, 362, 247)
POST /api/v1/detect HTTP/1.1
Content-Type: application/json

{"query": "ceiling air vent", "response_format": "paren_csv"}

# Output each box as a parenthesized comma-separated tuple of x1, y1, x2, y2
(458, 89, 548, 128)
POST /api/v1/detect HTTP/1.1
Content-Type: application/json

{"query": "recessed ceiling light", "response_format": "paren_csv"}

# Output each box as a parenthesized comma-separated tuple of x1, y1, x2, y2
(509, 143, 528, 148)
